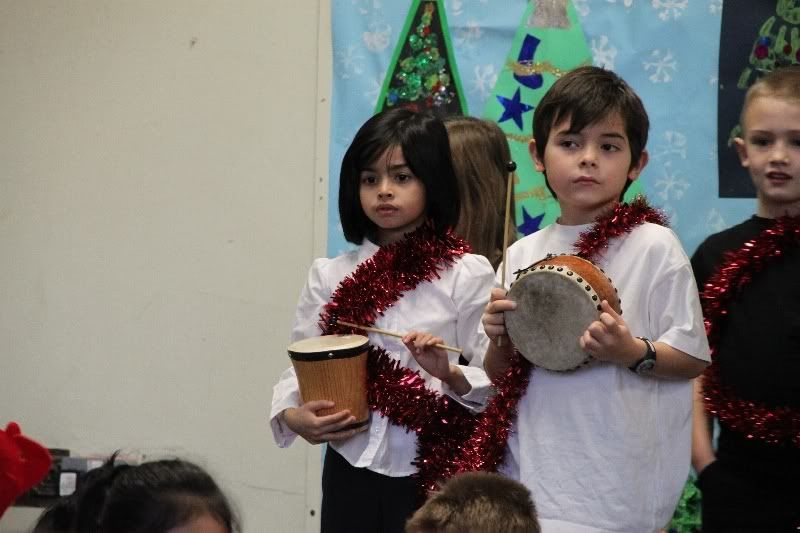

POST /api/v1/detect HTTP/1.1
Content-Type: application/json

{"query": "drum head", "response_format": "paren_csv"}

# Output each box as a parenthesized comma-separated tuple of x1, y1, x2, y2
(288, 334, 368, 360)
(505, 271, 597, 371)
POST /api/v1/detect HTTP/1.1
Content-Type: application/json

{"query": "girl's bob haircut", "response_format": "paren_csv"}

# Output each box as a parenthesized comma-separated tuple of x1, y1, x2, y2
(339, 107, 460, 244)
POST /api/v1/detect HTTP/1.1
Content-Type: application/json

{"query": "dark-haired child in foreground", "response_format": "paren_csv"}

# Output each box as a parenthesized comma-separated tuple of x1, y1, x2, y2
(271, 108, 495, 532)
(481, 66, 710, 532)
(691, 65, 800, 531)
(33, 457, 238, 533)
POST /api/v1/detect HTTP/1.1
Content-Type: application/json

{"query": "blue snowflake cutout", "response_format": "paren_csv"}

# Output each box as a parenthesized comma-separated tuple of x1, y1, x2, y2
(497, 88, 534, 131)
(517, 206, 545, 236)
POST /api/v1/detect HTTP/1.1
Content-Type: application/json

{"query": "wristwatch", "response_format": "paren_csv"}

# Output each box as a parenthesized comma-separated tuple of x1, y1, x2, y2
(629, 337, 657, 374)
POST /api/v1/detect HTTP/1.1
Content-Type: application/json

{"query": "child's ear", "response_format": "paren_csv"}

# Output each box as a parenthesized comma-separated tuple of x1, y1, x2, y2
(627, 149, 649, 181)
(528, 139, 546, 172)
(733, 137, 750, 168)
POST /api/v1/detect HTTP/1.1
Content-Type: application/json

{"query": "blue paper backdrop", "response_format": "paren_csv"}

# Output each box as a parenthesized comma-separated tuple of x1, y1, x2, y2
(329, 0, 754, 258)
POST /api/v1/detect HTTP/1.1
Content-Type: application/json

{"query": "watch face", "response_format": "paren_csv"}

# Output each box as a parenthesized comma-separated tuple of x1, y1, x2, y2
(637, 359, 656, 373)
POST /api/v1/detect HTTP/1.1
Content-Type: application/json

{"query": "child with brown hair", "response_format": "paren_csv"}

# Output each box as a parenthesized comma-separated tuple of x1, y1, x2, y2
(445, 116, 517, 270)
(405, 471, 540, 533)
(481, 66, 710, 531)
(691, 65, 800, 531)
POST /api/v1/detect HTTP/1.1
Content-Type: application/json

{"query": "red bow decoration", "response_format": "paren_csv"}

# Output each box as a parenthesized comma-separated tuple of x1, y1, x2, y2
(0, 422, 52, 518)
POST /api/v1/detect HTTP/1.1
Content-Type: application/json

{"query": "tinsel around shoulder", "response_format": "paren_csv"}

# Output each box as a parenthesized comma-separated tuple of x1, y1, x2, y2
(320, 198, 668, 495)
(701, 215, 800, 448)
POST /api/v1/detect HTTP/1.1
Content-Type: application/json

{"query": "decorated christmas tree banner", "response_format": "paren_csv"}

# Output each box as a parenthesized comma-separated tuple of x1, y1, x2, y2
(330, 0, 770, 261)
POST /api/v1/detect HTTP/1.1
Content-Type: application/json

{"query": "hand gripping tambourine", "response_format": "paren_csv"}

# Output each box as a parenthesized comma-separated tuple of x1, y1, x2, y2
(504, 254, 622, 371)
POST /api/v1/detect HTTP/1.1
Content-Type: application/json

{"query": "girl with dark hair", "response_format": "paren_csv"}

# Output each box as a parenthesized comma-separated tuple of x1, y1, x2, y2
(33, 457, 239, 533)
(271, 108, 495, 533)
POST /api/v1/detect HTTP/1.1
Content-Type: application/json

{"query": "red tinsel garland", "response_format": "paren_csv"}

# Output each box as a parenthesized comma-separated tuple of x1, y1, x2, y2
(700, 215, 800, 447)
(320, 198, 667, 495)
(573, 195, 669, 260)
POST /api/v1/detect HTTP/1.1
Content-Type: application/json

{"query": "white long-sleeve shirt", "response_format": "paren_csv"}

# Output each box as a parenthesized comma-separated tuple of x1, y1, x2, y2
(270, 239, 495, 477)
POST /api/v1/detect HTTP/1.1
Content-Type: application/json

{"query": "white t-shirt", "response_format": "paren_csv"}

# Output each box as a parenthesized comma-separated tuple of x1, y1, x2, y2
(499, 221, 710, 533)
(271, 239, 495, 477)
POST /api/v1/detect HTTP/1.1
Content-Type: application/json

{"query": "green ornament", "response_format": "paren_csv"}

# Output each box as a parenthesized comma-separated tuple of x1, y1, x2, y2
(409, 34, 423, 51)
(396, 71, 408, 84)
(401, 57, 415, 72)
(407, 72, 422, 91)
(417, 23, 427, 37)
(421, 12, 432, 25)
(424, 34, 438, 47)
(439, 72, 450, 86)
(425, 73, 439, 90)
(429, 47, 440, 61)
(416, 54, 432, 71)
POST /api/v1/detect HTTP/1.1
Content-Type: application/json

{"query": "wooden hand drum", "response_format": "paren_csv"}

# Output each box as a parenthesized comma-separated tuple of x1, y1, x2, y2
(288, 334, 370, 432)
(505, 254, 622, 371)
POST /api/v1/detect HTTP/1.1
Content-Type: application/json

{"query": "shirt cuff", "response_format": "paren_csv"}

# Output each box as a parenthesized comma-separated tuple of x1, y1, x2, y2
(441, 365, 493, 412)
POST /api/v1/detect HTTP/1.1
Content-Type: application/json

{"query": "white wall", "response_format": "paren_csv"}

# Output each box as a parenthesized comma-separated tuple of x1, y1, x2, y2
(0, 1, 330, 531)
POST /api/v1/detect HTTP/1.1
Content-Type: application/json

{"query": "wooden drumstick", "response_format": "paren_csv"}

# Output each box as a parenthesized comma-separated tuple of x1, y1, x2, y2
(496, 160, 517, 348)
(334, 319, 463, 354)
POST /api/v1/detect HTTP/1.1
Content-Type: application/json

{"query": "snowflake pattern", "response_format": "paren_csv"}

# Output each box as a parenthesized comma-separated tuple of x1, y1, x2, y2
(455, 20, 483, 49)
(653, 130, 688, 159)
(449, 0, 465, 17)
(363, 76, 383, 107)
(336, 45, 365, 79)
(705, 208, 726, 233)
(708, 0, 722, 15)
(470, 64, 498, 100)
(652, 0, 688, 21)
(591, 35, 618, 69)
(351, 0, 382, 16)
(654, 161, 690, 201)
(573, 0, 591, 17)
(643, 49, 677, 83)
(607, 0, 635, 8)
(362, 21, 392, 52)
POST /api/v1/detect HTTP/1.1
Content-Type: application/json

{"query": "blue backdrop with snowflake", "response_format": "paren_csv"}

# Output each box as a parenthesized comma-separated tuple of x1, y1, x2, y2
(328, 0, 752, 258)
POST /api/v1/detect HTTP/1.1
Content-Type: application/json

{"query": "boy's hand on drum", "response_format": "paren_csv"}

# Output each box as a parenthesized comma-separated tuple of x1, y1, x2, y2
(282, 402, 359, 445)
(579, 300, 641, 367)
(481, 287, 516, 342)
(403, 331, 450, 381)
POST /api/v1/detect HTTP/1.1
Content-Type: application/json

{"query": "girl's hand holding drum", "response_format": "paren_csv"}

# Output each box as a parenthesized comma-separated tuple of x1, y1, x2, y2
(281, 402, 360, 445)
(286, 335, 372, 443)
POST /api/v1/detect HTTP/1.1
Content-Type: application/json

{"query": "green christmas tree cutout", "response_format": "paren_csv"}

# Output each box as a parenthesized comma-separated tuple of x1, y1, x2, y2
(375, 0, 466, 116)
(482, 0, 643, 236)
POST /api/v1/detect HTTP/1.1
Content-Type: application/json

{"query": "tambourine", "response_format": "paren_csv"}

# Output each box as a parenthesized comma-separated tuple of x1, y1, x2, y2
(288, 334, 370, 432)
(504, 254, 621, 371)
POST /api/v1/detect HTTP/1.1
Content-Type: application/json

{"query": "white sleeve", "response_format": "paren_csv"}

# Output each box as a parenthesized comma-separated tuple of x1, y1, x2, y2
(648, 237, 711, 362)
(269, 258, 333, 447)
(443, 254, 495, 409)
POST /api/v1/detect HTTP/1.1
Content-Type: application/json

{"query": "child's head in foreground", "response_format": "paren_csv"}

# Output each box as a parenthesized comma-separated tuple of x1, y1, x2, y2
(530, 66, 650, 224)
(405, 472, 540, 533)
(34, 457, 238, 533)
(734, 65, 800, 218)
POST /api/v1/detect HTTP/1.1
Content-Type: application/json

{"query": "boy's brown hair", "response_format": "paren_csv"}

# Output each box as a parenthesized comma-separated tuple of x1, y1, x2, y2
(445, 116, 517, 269)
(405, 472, 540, 533)
(532, 65, 649, 199)
(739, 65, 800, 129)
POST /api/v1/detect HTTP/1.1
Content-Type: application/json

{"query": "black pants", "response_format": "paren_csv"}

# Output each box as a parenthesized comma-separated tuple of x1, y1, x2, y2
(321, 446, 421, 533)
(697, 459, 800, 532)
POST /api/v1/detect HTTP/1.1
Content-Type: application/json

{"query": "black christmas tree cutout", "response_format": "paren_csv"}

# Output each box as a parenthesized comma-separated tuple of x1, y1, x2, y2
(375, 0, 467, 116)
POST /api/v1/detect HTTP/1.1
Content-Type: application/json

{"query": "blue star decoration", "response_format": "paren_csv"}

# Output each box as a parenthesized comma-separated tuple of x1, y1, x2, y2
(497, 88, 535, 131)
(517, 206, 545, 236)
